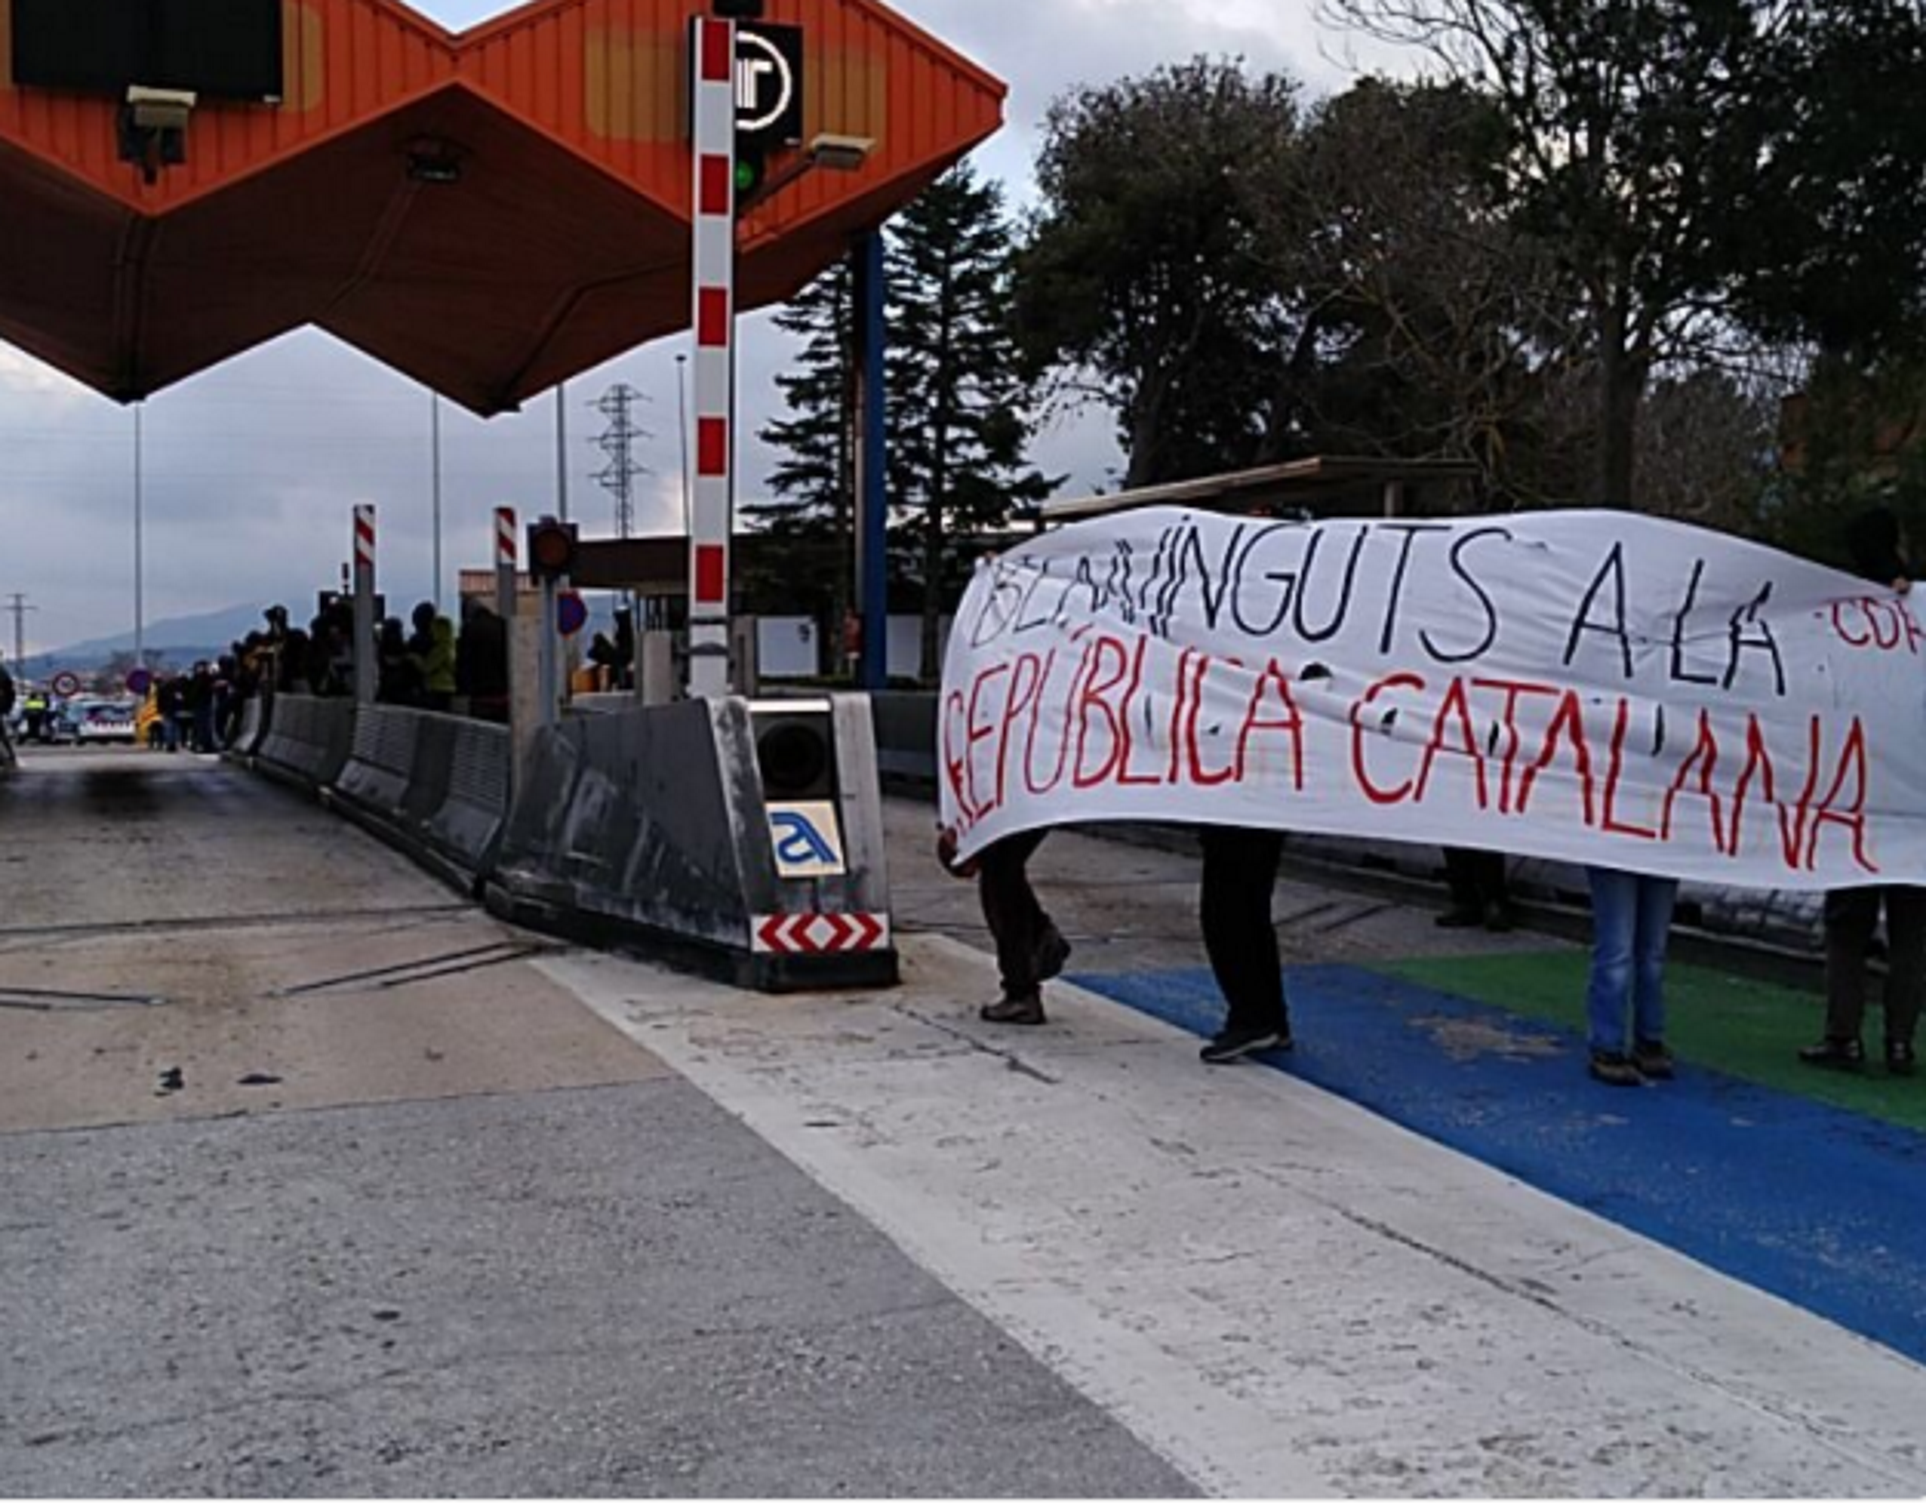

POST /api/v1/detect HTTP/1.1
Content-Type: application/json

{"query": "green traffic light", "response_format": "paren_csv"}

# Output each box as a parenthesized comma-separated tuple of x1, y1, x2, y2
(735, 159, 760, 195)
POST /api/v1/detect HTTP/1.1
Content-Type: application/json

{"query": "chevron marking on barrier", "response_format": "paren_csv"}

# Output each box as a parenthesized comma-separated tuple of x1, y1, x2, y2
(753, 914, 891, 955)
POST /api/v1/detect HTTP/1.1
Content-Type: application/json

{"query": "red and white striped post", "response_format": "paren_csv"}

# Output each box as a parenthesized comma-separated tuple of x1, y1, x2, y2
(493, 506, 519, 623)
(687, 13, 737, 700)
(352, 502, 378, 704)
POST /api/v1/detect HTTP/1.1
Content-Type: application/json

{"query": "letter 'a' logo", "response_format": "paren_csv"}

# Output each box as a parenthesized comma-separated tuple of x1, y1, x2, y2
(768, 801, 848, 879)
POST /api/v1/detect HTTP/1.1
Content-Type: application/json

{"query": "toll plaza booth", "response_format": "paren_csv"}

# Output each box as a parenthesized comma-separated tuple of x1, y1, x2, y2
(0, 0, 1006, 992)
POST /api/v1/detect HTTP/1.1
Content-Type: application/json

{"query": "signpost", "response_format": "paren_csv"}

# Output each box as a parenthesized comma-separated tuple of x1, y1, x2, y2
(352, 503, 377, 705)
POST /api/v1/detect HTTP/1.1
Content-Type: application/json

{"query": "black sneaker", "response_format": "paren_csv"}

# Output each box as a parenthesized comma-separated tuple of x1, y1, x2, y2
(1483, 900, 1517, 935)
(1200, 1026, 1292, 1065)
(980, 994, 1045, 1027)
(1632, 1039, 1675, 1081)
(1033, 925, 1072, 984)
(1435, 907, 1482, 930)
(1888, 1040, 1917, 1078)
(1588, 1050, 1644, 1087)
(1798, 1037, 1866, 1072)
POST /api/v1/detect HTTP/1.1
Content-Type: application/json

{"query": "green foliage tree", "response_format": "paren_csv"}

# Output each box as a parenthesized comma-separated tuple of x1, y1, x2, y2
(1323, 0, 1926, 508)
(888, 164, 1058, 680)
(1013, 59, 1306, 488)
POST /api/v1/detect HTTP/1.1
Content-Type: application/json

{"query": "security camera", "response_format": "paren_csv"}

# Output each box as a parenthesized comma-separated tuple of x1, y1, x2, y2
(807, 134, 876, 173)
(126, 86, 197, 133)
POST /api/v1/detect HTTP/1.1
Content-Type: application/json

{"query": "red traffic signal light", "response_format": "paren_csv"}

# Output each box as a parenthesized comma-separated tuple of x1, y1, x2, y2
(527, 518, 579, 579)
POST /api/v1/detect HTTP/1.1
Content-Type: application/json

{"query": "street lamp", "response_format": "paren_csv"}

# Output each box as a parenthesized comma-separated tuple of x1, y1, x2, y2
(735, 133, 875, 215)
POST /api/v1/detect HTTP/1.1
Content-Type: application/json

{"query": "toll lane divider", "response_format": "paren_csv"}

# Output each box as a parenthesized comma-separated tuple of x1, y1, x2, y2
(486, 697, 896, 993)
(326, 705, 510, 895)
(231, 694, 897, 993)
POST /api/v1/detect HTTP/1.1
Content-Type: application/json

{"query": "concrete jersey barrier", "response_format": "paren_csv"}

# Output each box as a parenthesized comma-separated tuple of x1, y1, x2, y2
(253, 694, 355, 793)
(488, 696, 896, 991)
(329, 706, 510, 892)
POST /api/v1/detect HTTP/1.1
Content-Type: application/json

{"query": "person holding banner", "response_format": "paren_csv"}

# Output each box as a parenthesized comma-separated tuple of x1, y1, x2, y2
(938, 828, 1072, 1026)
(1197, 826, 1293, 1064)
(1584, 868, 1680, 1087)
(1802, 504, 1921, 1079)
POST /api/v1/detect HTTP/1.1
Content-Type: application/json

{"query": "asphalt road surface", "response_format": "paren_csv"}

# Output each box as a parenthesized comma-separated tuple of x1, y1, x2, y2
(0, 749, 1190, 1497)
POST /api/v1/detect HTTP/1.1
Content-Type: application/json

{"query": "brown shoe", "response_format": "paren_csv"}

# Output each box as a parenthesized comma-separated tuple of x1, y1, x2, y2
(980, 993, 1045, 1026)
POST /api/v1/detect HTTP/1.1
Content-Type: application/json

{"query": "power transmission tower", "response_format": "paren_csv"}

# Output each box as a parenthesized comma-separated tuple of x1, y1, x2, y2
(5, 593, 36, 669)
(592, 384, 652, 539)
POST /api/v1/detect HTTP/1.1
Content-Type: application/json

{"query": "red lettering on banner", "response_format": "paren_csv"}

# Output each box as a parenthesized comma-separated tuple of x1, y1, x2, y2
(1074, 636, 1136, 789)
(1600, 699, 1660, 841)
(1804, 717, 1880, 874)
(1166, 650, 1193, 785)
(993, 653, 1046, 815)
(1473, 679, 1563, 815)
(942, 690, 970, 823)
(1516, 691, 1598, 828)
(1116, 635, 1164, 787)
(1026, 638, 1094, 797)
(1236, 659, 1305, 789)
(1774, 718, 1830, 871)
(1183, 655, 1238, 788)
(1832, 597, 1925, 656)
(1725, 716, 1781, 860)
(963, 665, 1012, 821)
(1661, 711, 1726, 852)
(1832, 601, 1872, 648)
(1414, 677, 1490, 811)
(1350, 674, 1424, 807)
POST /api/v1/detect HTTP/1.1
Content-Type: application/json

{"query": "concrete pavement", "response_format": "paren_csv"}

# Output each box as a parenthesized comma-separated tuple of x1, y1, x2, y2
(0, 749, 1190, 1496)
(6, 746, 1926, 1496)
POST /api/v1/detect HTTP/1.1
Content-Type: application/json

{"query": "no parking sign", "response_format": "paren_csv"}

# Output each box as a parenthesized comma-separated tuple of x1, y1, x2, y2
(126, 668, 153, 698)
(50, 671, 82, 698)
(557, 590, 589, 638)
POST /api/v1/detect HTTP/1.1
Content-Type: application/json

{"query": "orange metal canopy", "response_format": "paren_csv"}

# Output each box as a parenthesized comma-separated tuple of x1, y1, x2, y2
(0, 0, 1004, 414)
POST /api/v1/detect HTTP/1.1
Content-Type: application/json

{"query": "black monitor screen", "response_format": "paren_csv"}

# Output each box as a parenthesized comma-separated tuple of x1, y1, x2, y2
(153, 0, 284, 101)
(10, 0, 147, 96)
(9, 0, 283, 102)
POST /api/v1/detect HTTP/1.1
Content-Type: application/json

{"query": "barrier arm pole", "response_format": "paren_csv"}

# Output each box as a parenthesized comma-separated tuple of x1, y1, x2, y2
(687, 13, 738, 700)
(353, 503, 378, 705)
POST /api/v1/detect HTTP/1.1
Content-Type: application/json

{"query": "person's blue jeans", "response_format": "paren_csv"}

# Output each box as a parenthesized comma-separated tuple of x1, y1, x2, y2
(1586, 867, 1680, 1052)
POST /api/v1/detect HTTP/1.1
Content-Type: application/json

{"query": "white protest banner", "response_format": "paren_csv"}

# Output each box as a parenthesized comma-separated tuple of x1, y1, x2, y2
(940, 508, 1926, 891)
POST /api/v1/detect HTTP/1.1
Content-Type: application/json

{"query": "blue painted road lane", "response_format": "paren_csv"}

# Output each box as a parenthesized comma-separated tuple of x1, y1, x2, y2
(1075, 964, 1926, 1367)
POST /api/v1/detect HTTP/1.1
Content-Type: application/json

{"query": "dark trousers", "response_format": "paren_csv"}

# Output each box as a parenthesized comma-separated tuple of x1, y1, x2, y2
(1200, 826, 1288, 1036)
(1444, 847, 1509, 912)
(979, 831, 1053, 998)
(1826, 886, 1926, 1046)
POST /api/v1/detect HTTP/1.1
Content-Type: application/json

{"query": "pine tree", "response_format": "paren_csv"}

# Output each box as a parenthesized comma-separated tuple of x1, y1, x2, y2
(887, 164, 1057, 682)
(753, 261, 855, 662)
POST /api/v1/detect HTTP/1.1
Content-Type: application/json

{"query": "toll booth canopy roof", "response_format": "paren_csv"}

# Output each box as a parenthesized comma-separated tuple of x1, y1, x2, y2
(1043, 457, 1482, 524)
(0, 0, 1004, 414)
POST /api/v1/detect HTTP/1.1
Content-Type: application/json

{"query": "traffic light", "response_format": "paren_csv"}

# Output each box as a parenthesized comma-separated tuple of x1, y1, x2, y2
(734, 141, 767, 202)
(527, 518, 579, 580)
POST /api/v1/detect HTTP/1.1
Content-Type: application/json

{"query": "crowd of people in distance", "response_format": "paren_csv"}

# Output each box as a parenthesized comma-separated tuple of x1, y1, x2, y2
(240, 597, 512, 723)
(942, 502, 1921, 1089)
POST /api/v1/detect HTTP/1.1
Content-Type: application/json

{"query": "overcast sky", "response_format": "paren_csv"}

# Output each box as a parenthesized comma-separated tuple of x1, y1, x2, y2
(0, 0, 1408, 656)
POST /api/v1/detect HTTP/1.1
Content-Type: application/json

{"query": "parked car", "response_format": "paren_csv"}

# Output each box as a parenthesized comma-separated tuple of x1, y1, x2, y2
(70, 698, 139, 745)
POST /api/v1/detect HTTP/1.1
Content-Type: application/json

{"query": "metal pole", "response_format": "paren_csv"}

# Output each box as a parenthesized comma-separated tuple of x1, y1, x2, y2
(134, 404, 145, 671)
(853, 232, 889, 692)
(353, 504, 378, 705)
(431, 392, 444, 611)
(686, 14, 739, 699)
(676, 352, 692, 536)
(556, 380, 570, 525)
